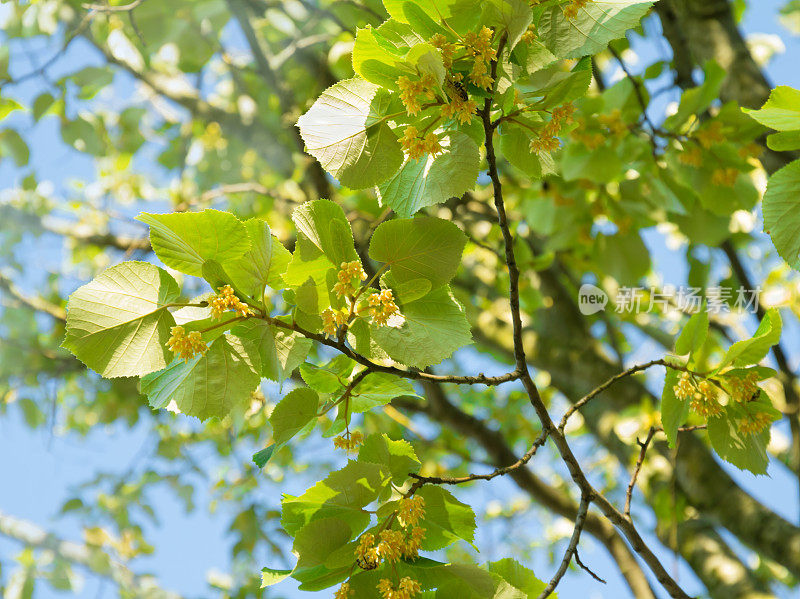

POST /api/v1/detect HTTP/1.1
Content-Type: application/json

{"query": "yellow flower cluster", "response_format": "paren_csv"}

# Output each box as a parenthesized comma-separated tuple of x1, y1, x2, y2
(564, 0, 590, 19)
(695, 122, 725, 149)
(335, 581, 354, 599)
(430, 33, 456, 69)
(377, 529, 405, 562)
(368, 289, 400, 326)
(399, 126, 443, 160)
(711, 167, 739, 187)
(530, 104, 575, 154)
(355, 533, 381, 570)
(210, 285, 252, 318)
(398, 496, 425, 527)
(333, 261, 367, 298)
(377, 577, 422, 599)
(463, 26, 496, 89)
(674, 372, 722, 418)
(333, 430, 364, 452)
(322, 306, 349, 336)
(397, 74, 437, 116)
(521, 25, 537, 45)
(166, 326, 208, 362)
(442, 76, 478, 124)
(598, 109, 627, 138)
(738, 410, 773, 435)
(678, 146, 703, 167)
(728, 371, 760, 403)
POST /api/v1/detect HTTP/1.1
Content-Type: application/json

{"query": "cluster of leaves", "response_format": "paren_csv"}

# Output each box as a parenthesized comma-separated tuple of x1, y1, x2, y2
(662, 308, 783, 474)
(296, 0, 655, 216)
(261, 433, 547, 597)
(62, 202, 469, 422)
(744, 86, 800, 268)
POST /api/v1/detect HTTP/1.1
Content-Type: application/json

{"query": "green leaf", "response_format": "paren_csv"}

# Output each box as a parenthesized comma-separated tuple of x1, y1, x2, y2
(486, 0, 533, 51)
(675, 310, 709, 356)
(660, 365, 687, 448)
(270, 387, 320, 446)
(350, 372, 420, 413)
(486, 559, 547, 596)
(0, 98, 23, 121)
(358, 433, 420, 483)
(234, 320, 312, 382)
(416, 486, 476, 550)
(32, 93, 58, 121)
(767, 131, 800, 152)
(300, 362, 346, 393)
(281, 460, 391, 536)
(369, 217, 467, 288)
(136, 209, 250, 277)
(664, 61, 726, 130)
(377, 131, 481, 217)
(226, 219, 291, 300)
(718, 308, 782, 368)
(500, 125, 543, 179)
(352, 25, 407, 88)
(371, 286, 472, 368)
(763, 160, 800, 269)
(253, 445, 275, 468)
(297, 78, 404, 188)
(537, 0, 654, 59)
(62, 261, 180, 378)
(293, 517, 353, 576)
(293, 199, 359, 267)
(742, 86, 800, 131)
(140, 334, 260, 421)
(0, 128, 29, 166)
(707, 404, 771, 475)
(261, 567, 292, 587)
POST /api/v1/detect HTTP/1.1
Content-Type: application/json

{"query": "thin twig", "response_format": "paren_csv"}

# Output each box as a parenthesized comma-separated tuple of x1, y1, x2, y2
(559, 359, 702, 433)
(536, 492, 592, 599)
(625, 427, 657, 519)
(574, 549, 606, 584)
(408, 428, 548, 486)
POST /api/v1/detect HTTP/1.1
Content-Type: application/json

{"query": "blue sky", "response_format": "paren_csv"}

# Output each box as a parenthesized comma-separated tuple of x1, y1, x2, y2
(2, 2, 800, 598)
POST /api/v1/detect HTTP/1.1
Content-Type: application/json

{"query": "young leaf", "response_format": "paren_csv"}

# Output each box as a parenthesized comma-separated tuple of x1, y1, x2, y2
(763, 160, 800, 270)
(742, 86, 800, 131)
(660, 365, 687, 448)
(486, 558, 547, 596)
(235, 320, 312, 382)
(371, 286, 473, 369)
(707, 405, 771, 475)
(281, 460, 391, 536)
(136, 209, 250, 276)
(675, 310, 709, 356)
(369, 218, 467, 288)
(537, 0, 654, 59)
(415, 486, 476, 550)
(140, 334, 261, 421)
(269, 387, 320, 446)
(62, 261, 180, 378)
(292, 199, 359, 267)
(352, 26, 407, 88)
(296, 78, 404, 189)
(226, 219, 291, 300)
(349, 372, 420, 413)
(718, 308, 782, 368)
(358, 433, 420, 483)
(261, 567, 293, 588)
(377, 131, 480, 217)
